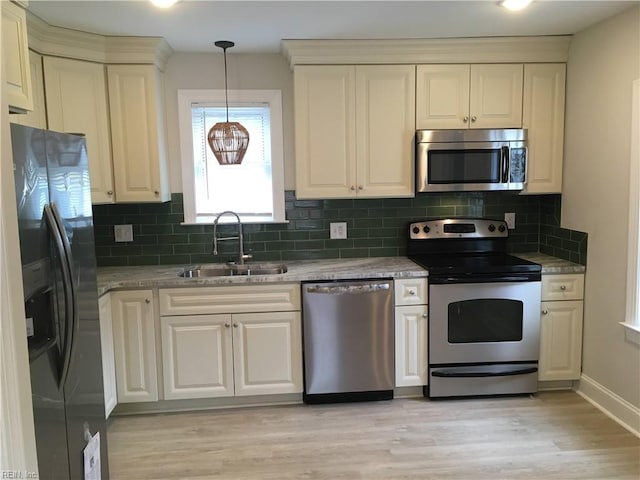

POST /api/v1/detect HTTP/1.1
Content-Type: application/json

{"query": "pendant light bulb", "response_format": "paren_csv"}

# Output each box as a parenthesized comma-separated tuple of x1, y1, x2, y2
(207, 41, 249, 165)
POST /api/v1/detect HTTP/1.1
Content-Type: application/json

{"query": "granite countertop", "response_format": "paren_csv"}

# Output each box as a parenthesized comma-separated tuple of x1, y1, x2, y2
(514, 252, 586, 275)
(96, 253, 585, 296)
(96, 257, 428, 296)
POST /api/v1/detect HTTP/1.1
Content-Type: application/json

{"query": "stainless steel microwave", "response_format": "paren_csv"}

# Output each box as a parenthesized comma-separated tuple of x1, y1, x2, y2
(416, 129, 528, 193)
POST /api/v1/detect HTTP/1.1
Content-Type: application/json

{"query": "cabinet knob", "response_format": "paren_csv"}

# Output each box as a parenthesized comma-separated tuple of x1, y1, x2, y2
(358, 185, 363, 190)
(225, 323, 230, 328)
(233, 323, 238, 328)
(408, 289, 416, 296)
(471, 115, 477, 122)
(560, 285, 567, 291)
(542, 309, 548, 315)
(107, 190, 113, 196)
(350, 186, 356, 191)
(463, 116, 469, 123)
(145, 298, 150, 304)
(154, 190, 159, 196)
(422, 313, 428, 318)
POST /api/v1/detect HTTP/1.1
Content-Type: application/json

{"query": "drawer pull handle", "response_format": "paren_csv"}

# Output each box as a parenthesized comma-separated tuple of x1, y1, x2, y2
(560, 285, 567, 291)
(408, 289, 416, 296)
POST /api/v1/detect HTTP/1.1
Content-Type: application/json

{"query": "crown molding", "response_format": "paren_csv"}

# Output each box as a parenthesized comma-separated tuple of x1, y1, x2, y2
(25, 10, 173, 69)
(281, 36, 572, 68)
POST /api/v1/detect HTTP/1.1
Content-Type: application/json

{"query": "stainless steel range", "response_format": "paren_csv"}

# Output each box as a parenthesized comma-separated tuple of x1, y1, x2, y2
(407, 218, 542, 398)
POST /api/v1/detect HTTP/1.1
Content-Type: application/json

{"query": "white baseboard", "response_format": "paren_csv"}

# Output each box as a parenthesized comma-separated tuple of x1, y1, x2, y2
(575, 374, 640, 438)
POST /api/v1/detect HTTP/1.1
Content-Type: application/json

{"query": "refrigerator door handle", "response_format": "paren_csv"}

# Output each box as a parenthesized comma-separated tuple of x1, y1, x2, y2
(44, 203, 77, 389)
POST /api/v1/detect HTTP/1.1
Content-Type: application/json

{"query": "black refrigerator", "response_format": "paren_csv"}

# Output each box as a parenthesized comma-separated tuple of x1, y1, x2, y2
(11, 123, 110, 479)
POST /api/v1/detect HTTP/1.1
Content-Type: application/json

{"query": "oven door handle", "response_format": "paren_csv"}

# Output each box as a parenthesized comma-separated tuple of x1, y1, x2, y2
(431, 365, 538, 378)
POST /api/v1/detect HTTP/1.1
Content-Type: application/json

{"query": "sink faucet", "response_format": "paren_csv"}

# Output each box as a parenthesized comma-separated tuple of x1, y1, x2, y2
(212, 211, 252, 265)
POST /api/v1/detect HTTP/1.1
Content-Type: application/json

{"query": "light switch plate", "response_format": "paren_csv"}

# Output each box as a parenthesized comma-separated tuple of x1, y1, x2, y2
(504, 212, 516, 229)
(330, 222, 347, 239)
(114, 224, 134, 242)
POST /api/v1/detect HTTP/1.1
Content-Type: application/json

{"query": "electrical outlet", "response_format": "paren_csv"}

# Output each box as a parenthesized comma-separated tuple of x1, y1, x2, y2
(504, 212, 516, 230)
(114, 224, 134, 242)
(330, 222, 347, 239)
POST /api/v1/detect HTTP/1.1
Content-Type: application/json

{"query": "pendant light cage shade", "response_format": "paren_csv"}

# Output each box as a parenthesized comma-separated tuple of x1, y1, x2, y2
(207, 40, 250, 165)
(207, 121, 249, 165)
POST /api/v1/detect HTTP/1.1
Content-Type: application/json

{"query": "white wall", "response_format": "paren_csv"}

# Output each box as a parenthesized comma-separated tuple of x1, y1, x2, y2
(163, 52, 295, 192)
(562, 6, 640, 408)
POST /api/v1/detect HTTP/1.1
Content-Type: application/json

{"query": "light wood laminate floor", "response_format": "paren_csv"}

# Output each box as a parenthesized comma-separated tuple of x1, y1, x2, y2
(107, 391, 639, 480)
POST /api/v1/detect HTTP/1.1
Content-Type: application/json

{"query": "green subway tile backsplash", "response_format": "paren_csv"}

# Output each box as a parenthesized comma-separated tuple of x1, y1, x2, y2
(91, 191, 587, 267)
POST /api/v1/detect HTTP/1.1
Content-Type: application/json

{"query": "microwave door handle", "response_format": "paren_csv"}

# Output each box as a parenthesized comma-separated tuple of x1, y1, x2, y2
(501, 146, 509, 183)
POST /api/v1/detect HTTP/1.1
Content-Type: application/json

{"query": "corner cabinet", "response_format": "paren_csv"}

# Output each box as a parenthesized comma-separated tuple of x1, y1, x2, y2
(394, 278, 429, 387)
(107, 64, 170, 203)
(2, 0, 32, 112)
(294, 65, 415, 199)
(538, 274, 585, 381)
(416, 64, 523, 130)
(158, 284, 303, 400)
(111, 290, 159, 403)
(42, 56, 115, 204)
(521, 64, 566, 194)
(98, 293, 117, 418)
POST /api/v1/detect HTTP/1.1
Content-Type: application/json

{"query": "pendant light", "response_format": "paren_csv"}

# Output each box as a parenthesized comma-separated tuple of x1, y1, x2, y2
(207, 41, 250, 165)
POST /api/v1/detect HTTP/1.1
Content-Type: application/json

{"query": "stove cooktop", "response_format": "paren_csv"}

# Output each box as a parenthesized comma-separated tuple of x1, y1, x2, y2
(408, 253, 542, 276)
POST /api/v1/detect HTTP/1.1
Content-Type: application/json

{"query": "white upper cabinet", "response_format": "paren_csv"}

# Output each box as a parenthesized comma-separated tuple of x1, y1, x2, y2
(294, 64, 415, 199)
(42, 56, 115, 204)
(416, 64, 523, 130)
(2, 1, 32, 113)
(521, 63, 566, 194)
(10, 50, 46, 129)
(107, 64, 170, 203)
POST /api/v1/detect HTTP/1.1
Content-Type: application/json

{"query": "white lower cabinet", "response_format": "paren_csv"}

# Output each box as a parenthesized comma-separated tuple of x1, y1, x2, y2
(159, 285, 303, 401)
(98, 293, 117, 418)
(538, 274, 585, 381)
(394, 278, 429, 387)
(111, 290, 158, 403)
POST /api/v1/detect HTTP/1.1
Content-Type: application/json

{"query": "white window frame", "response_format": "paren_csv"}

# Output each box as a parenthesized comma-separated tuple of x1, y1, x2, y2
(177, 88, 286, 224)
(623, 79, 640, 344)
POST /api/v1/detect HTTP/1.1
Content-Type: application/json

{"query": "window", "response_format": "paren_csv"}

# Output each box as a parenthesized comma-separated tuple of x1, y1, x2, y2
(624, 79, 640, 340)
(178, 89, 285, 224)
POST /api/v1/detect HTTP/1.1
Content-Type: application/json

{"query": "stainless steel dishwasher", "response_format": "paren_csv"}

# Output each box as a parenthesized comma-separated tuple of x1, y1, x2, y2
(302, 279, 394, 403)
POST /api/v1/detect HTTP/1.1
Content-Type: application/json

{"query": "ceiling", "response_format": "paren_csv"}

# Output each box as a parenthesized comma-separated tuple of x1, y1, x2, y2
(27, 0, 637, 54)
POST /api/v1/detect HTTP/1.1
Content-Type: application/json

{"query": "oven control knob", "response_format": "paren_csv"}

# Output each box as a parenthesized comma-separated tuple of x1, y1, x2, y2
(488, 224, 496, 232)
(422, 226, 430, 234)
(412, 226, 420, 234)
(498, 225, 506, 233)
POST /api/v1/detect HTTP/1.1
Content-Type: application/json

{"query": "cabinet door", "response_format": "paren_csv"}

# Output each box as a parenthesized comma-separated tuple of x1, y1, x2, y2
(395, 305, 428, 387)
(522, 64, 566, 194)
(43, 57, 115, 204)
(539, 300, 584, 381)
(98, 294, 117, 418)
(470, 64, 523, 129)
(10, 51, 46, 129)
(111, 290, 158, 403)
(294, 65, 356, 199)
(161, 314, 234, 400)
(232, 312, 303, 396)
(2, 1, 32, 112)
(416, 64, 470, 129)
(355, 65, 415, 198)
(107, 65, 170, 203)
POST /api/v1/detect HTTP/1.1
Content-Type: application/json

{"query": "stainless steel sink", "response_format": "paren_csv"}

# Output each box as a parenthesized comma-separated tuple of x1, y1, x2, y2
(179, 264, 287, 278)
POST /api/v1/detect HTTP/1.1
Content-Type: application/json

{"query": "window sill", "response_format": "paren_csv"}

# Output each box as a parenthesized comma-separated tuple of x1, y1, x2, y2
(181, 219, 290, 226)
(619, 322, 640, 346)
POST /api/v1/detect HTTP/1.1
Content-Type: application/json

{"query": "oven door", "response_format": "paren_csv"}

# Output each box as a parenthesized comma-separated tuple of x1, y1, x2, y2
(417, 141, 510, 192)
(429, 279, 541, 365)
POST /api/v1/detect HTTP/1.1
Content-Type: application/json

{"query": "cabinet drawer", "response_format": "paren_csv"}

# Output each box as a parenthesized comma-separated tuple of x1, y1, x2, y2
(159, 284, 301, 316)
(541, 274, 584, 301)
(394, 278, 428, 305)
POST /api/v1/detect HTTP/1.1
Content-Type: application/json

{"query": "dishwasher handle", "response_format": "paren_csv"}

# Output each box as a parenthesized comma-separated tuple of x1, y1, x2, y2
(305, 283, 391, 295)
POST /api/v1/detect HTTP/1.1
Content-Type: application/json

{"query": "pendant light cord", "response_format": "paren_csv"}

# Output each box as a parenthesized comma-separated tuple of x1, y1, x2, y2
(223, 46, 229, 123)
